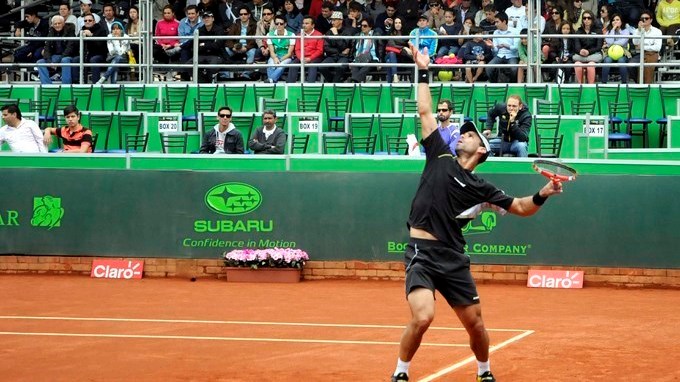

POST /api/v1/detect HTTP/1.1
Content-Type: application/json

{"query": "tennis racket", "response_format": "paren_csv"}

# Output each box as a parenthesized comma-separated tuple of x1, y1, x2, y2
(532, 159, 577, 183)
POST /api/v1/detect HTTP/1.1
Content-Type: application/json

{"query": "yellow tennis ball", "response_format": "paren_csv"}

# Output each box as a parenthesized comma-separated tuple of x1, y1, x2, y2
(438, 71, 453, 81)
(608, 45, 624, 60)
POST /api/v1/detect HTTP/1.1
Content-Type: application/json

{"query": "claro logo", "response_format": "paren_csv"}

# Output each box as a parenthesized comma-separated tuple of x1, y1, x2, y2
(204, 183, 262, 216)
(527, 270, 584, 289)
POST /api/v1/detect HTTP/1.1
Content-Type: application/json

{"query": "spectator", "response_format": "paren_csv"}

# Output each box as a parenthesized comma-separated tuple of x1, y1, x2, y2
(599, 4, 613, 33)
(199, 107, 245, 154)
(187, 11, 229, 83)
(98, 21, 130, 84)
(409, 14, 438, 62)
(656, 0, 680, 46)
(520, 2, 545, 33)
(486, 11, 519, 83)
(59, 2, 78, 27)
(631, 10, 662, 84)
(572, 10, 602, 84)
(0, 104, 47, 153)
(76, 0, 101, 33)
(218, 0, 244, 30)
(375, 3, 398, 35)
(153, 5, 181, 65)
(345, 1, 367, 34)
(385, 16, 413, 83)
(286, 16, 324, 83)
(43, 105, 93, 153)
(197, 0, 220, 24)
(436, 99, 461, 152)
(482, 95, 531, 157)
(564, 0, 584, 32)
(266, 15, 295, 83)
(178, 5, 204, 66)
(315, 2, 334, 34)
(248, 109, 286, 154)
(248, 0, 272, 21)
(396, 0, 420, 33)
(255, 6, 275, 62)
(548, 21, 575, 83)
(319, 11, 353, 83)
(478, 5, 497, 34)
(601, 13, 630, 84)
(99, 3, 124, 33)
(474, 0, 493, 26)
(225, 6, 258, 79)
(453, 0, 478, 28)
(436, 9, 463, 58)
(542, 5, 564, 61)
(350, 17, 380, 83)
(424, 1, 446, 30)
(504, 0, 525, 31)
(37, 15, 77, 84)
(460, 26, 492, 83)
(78, 14, 109, 83)
(458, 15, 475, 51)
(284, 0, 304, 33)
(517, 28, 537, 83)
(126, 5, 141, 70)
(13, 8, 48, 64)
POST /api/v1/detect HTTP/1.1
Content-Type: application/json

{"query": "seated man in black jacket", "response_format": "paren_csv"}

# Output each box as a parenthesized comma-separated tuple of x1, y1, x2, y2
(481, 95, 532, 157)
(199, 106, 245, 154)
(318, 11, 352, 83)
(184, 11, 228, 82)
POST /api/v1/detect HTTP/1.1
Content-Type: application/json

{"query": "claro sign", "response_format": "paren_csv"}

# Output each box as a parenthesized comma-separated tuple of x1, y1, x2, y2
(527, 270, 584, 289)
(91, 259, 144, 279)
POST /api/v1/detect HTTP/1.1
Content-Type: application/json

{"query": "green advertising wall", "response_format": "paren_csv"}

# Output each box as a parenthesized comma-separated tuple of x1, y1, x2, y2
(1, 167, 678, 268)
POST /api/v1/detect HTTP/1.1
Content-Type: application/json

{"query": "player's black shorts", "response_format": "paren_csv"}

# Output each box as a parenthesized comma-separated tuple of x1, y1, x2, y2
(404, 238, 480, 307)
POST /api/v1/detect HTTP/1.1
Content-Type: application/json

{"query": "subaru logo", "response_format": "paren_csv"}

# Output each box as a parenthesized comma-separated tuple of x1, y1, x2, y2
(205, 183, 262, 216)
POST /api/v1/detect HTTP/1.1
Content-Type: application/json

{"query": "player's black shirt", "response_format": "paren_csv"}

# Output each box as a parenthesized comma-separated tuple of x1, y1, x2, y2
(407, 132, 514, 253)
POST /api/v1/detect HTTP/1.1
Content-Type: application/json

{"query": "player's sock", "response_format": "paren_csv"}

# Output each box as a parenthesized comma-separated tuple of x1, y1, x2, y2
(477, 360, 490, 375)
(394, 358, 410, 376)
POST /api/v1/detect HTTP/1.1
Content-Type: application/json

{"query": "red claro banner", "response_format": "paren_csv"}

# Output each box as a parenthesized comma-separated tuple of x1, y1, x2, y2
(90, 259, 144, 279)
(527, 270, 584, 289)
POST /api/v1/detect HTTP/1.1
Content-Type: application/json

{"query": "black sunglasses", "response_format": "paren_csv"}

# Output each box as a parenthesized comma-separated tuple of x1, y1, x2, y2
(263, 12, 273, 15)
(275, 21, 285, 25)
(640, 16, 650, 21)
(240, 12, 249, 15)
(219, 114, 232, 118)
(582, 16, 592, 19)
(437, 108, 450, 112)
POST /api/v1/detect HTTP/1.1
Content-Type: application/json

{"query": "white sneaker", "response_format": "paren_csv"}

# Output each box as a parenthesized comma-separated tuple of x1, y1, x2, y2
(96, 77, 106, 85)
(393, 74, 400, 83)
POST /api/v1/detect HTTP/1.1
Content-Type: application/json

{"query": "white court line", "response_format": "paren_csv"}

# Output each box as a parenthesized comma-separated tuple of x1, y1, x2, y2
(0, 331, 468, 347)
(0, 316, 528, 332)
(417, 330, 535, 382)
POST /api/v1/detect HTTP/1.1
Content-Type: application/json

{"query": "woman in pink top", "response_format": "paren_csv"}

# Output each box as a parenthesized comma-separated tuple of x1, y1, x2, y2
(153, 5, 181, 64)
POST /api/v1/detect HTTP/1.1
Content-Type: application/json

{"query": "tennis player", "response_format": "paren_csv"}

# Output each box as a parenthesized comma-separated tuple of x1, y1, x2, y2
(390, 45, 564, 382)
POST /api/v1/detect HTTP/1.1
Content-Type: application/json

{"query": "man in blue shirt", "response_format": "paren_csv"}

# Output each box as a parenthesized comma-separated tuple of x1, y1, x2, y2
(485, 11, 518, 82)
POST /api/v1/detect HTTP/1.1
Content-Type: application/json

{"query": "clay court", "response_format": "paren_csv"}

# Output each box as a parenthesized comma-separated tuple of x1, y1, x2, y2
(0, 275, 678, 381)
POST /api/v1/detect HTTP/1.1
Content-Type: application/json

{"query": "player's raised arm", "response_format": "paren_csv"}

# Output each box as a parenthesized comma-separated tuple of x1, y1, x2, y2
(411, 44, 437, 141)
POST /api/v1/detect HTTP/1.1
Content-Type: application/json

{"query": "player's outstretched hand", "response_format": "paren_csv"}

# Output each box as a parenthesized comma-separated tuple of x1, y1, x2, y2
(409, 43, 429, 70)
(540, 179, 563, 197)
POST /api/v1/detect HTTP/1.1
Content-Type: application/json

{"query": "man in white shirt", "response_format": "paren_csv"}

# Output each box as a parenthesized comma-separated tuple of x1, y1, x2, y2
(631, 10, 663, 84)
(504, 0, 525, 31)
(0, 104, 47, 153)
(486, 11, 519, 83)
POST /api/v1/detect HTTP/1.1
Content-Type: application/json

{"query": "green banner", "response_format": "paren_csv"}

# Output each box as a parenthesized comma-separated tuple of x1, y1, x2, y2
(0, 168, 677, 268)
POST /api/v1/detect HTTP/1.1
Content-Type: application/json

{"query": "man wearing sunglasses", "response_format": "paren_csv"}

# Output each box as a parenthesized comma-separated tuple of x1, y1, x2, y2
(199, 107, 244, 154)
(631, 10, 662, 84)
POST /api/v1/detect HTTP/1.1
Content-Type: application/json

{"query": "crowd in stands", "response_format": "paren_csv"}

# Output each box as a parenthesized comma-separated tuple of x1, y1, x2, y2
(5, 0, 679, 84)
